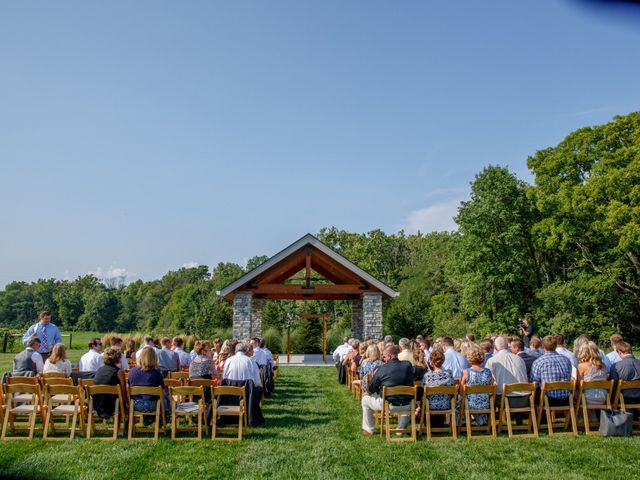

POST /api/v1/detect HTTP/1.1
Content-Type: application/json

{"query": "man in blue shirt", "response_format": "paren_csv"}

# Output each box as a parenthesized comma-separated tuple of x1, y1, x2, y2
(530, 335, 572, 406)
(441, 336, 469, 380)
(22, 310, 61, 363)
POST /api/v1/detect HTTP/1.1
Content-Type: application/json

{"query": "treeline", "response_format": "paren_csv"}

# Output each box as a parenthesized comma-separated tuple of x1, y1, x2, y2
(1, 112, 639, 344)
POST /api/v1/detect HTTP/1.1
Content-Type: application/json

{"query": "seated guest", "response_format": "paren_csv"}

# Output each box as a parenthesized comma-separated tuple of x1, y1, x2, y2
(43, 343, 72, 376)
(93, 347, 127, 418)
(607, 334, 623, 365)
(422, 349, 454, 427)
(527, 336, 544, 358)
(575, 341, 609, 420)
(361, 345, 414, 435)
(109, 336, 130, 371)
(413, 349, 427, 382)
(157, 337, 180, 377)
(384, 335, 393, 344)
(79, 338, 104, 373)
(398, 338, 414, 365)
(480, 339, 494, 366)
(359, 345, 382, 393)
(136, 336, 159, 363)
(173, 337, 191, 368)
(222, 341, 262, 386)
(215, 345, 232, 379)
(554, 334, 578, 368)
(530, 335, 572, 406)
(486, 336, 528, 409)
(250, 338, 268, 368)
(124, 339, 136, 361)
(610, 341, 640, 415)
(510, 338, 536, 378)
(128, 347, 169, 423)
(212, 338, 222, 361)
(260, 339, 275, 368)
(461, 348, 494, 426)
(574, 334, 611, 373)
(189, 340, 215, 379)
(13, 336, 43, 376)
(342, 340, 360, 372)
(441, 337, 469, 380)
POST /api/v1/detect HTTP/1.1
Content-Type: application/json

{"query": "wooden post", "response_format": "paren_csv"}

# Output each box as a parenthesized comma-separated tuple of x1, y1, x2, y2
(323, 317, 327, 364)
(68, 333, 73, 350)
(287, 327, 291, 364)
(2, 334, 8, 353)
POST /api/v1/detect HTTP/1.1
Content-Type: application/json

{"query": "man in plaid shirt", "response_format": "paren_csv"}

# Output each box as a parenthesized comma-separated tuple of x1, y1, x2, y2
(530, 335, 573, 405)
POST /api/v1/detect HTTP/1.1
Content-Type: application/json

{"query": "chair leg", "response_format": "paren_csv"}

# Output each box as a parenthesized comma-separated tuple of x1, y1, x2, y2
(128, 403, 134, 440)
(70, 409, 78, 440)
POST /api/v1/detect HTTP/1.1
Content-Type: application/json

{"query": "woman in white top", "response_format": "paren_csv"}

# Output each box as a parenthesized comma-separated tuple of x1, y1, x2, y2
(43, 343, 72, 376)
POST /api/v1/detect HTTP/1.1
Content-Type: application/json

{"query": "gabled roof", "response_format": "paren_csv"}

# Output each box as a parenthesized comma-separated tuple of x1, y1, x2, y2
(217, 233, 399, 300)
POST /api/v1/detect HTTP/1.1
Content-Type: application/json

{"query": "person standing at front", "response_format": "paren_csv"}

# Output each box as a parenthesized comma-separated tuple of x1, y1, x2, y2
(21, 310, 61, 363)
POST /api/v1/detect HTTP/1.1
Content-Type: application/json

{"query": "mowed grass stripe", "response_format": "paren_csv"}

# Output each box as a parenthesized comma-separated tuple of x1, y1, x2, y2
(0, 367, 639, 479)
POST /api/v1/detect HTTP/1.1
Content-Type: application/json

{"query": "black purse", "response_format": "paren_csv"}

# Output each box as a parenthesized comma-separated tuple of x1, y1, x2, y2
(598, 409, 634, 436)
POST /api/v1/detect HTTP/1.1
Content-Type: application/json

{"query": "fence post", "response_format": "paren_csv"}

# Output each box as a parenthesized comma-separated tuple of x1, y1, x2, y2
(2, 334, 7, 353)
(69, 333, 73, 350)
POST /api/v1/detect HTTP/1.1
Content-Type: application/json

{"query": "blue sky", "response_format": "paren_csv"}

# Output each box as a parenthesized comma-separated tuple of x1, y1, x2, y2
(1, 1, 639, 288)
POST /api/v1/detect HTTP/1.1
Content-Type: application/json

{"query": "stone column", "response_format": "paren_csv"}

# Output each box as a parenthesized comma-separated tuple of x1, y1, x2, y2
(350, 299, 363, 340)
(363, 292, 383, 340)
(233, 291, 253, 340)
(251, 298, 265, 339)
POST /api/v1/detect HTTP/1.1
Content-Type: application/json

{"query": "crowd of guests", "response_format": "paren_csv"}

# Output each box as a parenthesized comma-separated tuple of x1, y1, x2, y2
(332, 331, 640, 435)
(9, 310, 276, 427)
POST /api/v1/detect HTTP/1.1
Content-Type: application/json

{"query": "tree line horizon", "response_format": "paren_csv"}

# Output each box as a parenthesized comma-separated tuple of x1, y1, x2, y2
(1, 111, 639, 346)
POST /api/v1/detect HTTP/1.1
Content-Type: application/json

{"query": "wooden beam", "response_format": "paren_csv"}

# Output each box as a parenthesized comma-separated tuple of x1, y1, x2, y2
(243, 284, 370, 295)
(305, 246, 312, 289)
(252, 248, 306, 284)
(253, 293, 362, 300)
(311, 250, 363, 284)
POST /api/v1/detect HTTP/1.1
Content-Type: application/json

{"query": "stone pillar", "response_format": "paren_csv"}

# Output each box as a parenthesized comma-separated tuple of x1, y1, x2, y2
(363, 292, 383, 340)
(251, 298, 265, 339)
(233, 291, 253, 340)
(350, 299, 363, 340)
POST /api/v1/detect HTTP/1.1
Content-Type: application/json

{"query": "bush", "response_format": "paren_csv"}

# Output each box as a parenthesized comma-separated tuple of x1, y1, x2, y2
(263, 327, 282, 353)
(326, 325, 351, 354)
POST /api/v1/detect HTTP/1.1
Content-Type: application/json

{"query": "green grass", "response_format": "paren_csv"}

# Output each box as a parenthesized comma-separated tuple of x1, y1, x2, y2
(0, 367, 639, 479)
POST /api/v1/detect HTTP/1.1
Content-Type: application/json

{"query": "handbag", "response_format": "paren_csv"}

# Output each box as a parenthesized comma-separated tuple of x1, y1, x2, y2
(599, 409, 634, 436)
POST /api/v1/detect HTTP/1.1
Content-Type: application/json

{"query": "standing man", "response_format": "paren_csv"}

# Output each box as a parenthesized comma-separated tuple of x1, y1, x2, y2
(22, 310, 61, 363)
(519, 317, 534, 349)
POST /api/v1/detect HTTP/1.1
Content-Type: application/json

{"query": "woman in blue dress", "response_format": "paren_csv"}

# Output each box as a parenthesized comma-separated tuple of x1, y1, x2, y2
(460, 348, 494, 426)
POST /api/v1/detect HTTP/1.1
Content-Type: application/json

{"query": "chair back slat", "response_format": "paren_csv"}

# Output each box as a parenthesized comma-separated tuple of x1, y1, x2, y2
(6, 376, 38, 385)
(382, 385, 416, 397)
(47, 384, 81, 396)
(619, 380, 640, 391)
(43, 377, 73, 386)
(581, 380, 613, 391)
(463, 384, 496, 395)
(42, 372, 67, 379)
(189, 379, 216, 387)
(503, 383, 536, 394)
(163, 379, 182, 388)
(542, 381, 574, 392)
(88, 385, 121, 396)
(5, 383, 40, 394)
(213, 386, 244, 397)
(424, 385, 457, 396)
(128, 386, 163, 397)
(170, 386, 204, 397)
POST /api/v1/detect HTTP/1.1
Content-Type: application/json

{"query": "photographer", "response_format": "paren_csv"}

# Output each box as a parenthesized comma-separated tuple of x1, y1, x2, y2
(518, 316, 534, 349)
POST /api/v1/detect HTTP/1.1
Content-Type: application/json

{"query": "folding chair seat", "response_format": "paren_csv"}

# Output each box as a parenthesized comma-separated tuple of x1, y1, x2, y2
(1, 384, 42, 440)
(86, 385, 125, 440)
(5, 376, 41, 405)
(212, 386, 246, 441)
(169, 371, 189, 385)
(43, 384, 84, 440)
(421, 385, 457, 440)
(498, 383, 538, 438)
(460, 384, 497, 439)
(576, 380, 614, 435)
(127, 386, 167, 440)
(613, 379, 640, 434)
(537, 381, 577, 436)
(381, 385, 417, 442)
(170, 386, 206, 440)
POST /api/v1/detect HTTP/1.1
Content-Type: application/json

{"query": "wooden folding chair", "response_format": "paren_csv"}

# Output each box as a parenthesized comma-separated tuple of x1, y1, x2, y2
(381, 385, 417, 442)
(1, 384, 42, 440)
(460, 384, 497, 439)
(170, 386, 206, 441)
(211, 386, 246, 441)
(498, 383, 538, 438)
(613, 380, 640, 434)
(127, 386, 166, 440)
(43, 384, 84, 440)
(164, 379, 182, 389)
(42, 372, 67, 380)
(352, 374, 363, 400)
(421, 385, 457, 440)
(86, 385, 125, 440)
(169, 371, 189, 385)
(576, 380, 614, 435)
(537, 381, 577, 436)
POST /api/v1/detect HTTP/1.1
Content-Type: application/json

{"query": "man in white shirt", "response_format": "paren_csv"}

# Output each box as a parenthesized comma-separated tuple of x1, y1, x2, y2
(172, 337, 191, 368)
(79, 338, 104, 372)
(222, 342, 262, 386)
(260, 339, 275, 368)
(554, 334, 578, 368)
(607, 334, 623, 365)
(136, 336, 160, 363)
(250, 338, 268, 367)
(486, 336, 529, 410)
(441, 337, 469, 380)
(332, 337, 352, 364)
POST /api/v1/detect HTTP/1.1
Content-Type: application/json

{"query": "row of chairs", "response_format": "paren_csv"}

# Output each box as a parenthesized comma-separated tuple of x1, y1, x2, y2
(1, 376, 247, 441)
(360, 378, 640, 442)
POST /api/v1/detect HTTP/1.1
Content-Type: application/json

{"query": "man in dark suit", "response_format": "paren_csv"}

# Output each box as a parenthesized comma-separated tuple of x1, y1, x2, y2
(510, 338, 536, 377)
(360, 344, 414, 435)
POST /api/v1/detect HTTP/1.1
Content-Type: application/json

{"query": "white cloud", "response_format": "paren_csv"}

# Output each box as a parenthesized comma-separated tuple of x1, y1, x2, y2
(182, 261, 199, 269)
(90, 265, 132, 287)
(404, 200, 459, 233)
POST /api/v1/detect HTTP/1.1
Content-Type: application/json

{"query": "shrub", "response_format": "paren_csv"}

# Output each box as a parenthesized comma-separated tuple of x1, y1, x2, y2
(263, 327, 282, 353)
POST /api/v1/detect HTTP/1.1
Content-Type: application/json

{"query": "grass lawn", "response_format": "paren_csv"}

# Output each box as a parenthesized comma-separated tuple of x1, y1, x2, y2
(0, 366, 639, 479)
